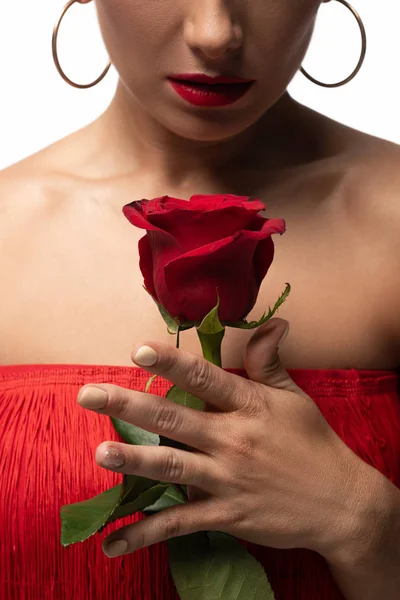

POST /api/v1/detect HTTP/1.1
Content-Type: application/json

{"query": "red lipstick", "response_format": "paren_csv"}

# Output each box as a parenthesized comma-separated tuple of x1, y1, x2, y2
(167, 73, 255, 107)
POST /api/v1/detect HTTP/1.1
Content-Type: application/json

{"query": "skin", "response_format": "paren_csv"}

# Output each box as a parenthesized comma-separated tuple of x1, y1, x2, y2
(1, 0, 400, 597)
(0, 0, 399, 369)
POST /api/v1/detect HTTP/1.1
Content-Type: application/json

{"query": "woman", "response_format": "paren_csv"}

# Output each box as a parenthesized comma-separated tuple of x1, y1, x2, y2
(0, 0, 399, 598)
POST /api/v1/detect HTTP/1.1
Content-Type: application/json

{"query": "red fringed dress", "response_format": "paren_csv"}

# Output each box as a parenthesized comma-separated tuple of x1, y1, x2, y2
(1, 364, 399, 600)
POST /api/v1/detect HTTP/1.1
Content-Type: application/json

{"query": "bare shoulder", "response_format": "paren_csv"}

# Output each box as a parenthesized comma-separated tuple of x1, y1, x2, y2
(0, 162, 47, 223)
(354, 140, 400, 200)
(341, 140, 400, 346)
(0, 167, 47, 267)
(337, 140, 400, 241)
(0, 157, 83, 257)
(309, 104, 400, 229)
(0, 117, 96, 203)
(337, 140, 400, 283)
(0, 146, 85, 215)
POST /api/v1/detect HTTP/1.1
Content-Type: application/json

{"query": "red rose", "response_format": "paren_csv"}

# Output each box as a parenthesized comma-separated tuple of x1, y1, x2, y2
(123, 194, 286, 323)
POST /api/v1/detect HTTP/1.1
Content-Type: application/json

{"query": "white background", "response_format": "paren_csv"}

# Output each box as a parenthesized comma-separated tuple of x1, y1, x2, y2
(1, 0, 399, 170)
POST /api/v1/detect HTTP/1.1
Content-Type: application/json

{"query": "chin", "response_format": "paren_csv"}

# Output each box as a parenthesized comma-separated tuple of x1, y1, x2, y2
(157, 109, 260, 143)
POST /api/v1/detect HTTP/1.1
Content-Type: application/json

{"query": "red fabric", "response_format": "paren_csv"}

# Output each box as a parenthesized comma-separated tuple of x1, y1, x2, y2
(0, 363, 399, 600)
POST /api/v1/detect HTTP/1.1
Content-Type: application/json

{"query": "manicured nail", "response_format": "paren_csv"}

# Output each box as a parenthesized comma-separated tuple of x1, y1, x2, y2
(103, 539, 128, 557)
(77, 386, 108, 409)
(100, 445, 126, 468)
(278, 323, 290, 348)
(133, 345, 158, 366)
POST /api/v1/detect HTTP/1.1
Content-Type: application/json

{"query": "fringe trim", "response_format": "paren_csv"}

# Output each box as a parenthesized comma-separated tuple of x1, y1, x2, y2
(0, 365, 399, 599)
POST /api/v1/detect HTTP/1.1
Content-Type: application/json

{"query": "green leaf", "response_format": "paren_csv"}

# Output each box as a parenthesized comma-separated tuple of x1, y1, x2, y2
(111, 416, 159, 446)
(121, 474, 158, 500)
(103, 483, 172, 526)
(60, 474, 155, 545)
(225, 283, 291, 330)
(160, 385, 204, 451)
(197, 294, 224, 335)
(143, 285, 194, 334)
(143, 484, 186, 515)
(61, 485, 122, 546)
(168, 531, 275, 600)
(110, 374, 163, 445)
(166, 385, 204, 411)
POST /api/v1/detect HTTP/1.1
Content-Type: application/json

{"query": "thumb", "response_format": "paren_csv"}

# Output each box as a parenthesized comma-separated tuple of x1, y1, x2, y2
(244, 318, 301, 394)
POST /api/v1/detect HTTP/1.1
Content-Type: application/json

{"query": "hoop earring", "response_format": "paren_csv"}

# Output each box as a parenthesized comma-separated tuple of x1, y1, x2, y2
(300, 0, 367, 88)
(52, 0, 111, 89)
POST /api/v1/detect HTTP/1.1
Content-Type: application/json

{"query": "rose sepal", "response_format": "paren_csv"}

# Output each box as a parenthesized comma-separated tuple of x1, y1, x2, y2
(143, 286, 194, 334)
(225, 282, 291, 330)
(195, 294, 225, 368)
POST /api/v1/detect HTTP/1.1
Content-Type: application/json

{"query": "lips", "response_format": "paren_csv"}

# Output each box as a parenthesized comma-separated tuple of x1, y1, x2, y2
(167, 74, 255, 108)
(171, 79, 249, 93)
(168, 79, 253, 108)
(169, 73, 254, 85)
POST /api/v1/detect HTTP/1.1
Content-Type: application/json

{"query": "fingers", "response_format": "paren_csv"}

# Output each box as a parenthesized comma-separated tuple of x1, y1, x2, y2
(77, 384, 220, 452)
(131, 342, 253, 412)
(102, 499, 223, 557)
(95, 441, 223, 492)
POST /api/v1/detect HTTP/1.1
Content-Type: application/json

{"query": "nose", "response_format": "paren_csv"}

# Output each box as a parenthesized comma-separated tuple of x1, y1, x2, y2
(184, 0, 243, 60)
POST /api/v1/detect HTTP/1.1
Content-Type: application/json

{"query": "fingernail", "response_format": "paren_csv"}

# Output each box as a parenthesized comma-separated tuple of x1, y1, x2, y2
(133, 345, 158, 366)
(103, 539, 128, 557)
(278, 323, 290, 348)
(77, 387, 108, 409)
(100, 445, 126, 468)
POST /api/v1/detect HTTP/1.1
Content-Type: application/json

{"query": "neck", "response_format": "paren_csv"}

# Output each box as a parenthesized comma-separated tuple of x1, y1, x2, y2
(91, 80, 323, 190)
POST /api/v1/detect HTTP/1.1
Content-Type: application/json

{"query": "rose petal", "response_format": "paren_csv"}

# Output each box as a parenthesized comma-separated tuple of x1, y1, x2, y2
(148, 230, 184, 311)
(189, 194, 266, 213)
(240, 217, 286, 239)
(240, 218, 285, 286)
(138, 235, 157, 299)
(163, 234, 262, 322)
(122, 201, 177, 241)
(148, 196, 191, 214)
(252, 237, 275, 287)
(148, 205, 266, 252)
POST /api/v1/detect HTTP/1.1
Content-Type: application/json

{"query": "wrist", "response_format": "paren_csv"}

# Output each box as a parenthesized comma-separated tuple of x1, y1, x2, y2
(324, 459, 399, 570)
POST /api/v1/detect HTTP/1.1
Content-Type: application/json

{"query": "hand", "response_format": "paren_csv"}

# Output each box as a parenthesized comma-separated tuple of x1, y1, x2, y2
(76, 318, 374, 560)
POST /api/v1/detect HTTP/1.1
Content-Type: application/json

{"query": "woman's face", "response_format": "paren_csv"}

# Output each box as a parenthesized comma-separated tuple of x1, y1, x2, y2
(92, 0, 325, 141)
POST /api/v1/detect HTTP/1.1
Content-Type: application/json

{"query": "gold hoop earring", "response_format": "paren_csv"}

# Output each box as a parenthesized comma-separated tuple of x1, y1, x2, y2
(300, 0, 367, 88)
(52, 0, 111, 89)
